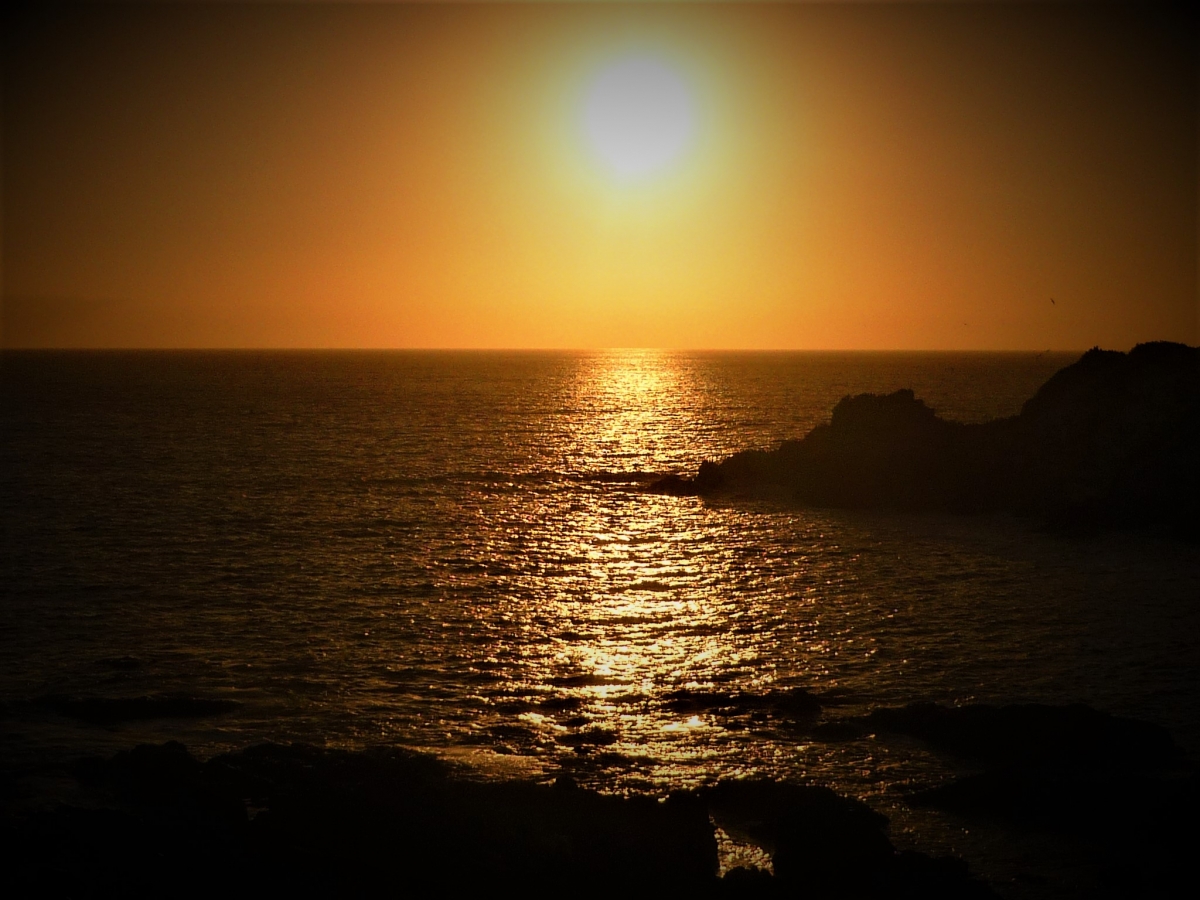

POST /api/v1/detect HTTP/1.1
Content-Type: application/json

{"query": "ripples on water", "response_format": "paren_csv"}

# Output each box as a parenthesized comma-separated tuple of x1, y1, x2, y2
(3, 350, 1198, 817)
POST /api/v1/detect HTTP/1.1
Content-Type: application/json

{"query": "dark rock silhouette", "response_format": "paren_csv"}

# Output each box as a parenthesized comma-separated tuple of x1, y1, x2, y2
(812, 701, 1180, 768)
(808, 702, 1198, 896)
(908, 766, 1198, 835)
(3, 740, 995, 897)
(651, 342, 1200, 536)
(705, 779, 996, 898)
(663, 686, 822, 721)
(6, 702, 1192, 896)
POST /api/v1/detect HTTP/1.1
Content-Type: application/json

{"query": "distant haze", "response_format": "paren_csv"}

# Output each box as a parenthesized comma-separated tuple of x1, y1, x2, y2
(3, 3, 1196, 350)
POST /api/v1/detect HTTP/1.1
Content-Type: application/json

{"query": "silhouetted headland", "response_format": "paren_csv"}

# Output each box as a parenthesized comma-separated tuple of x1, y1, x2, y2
(651, 342, 1199, 536)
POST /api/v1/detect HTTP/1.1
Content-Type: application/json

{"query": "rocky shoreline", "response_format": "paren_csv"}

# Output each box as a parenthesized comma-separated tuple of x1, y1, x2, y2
(651, 343, 1199, 538)
(5, 700, 1193, 897)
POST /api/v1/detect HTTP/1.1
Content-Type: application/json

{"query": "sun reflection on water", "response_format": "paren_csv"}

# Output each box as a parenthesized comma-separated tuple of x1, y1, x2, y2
(561, 348, 703, 473)
(414, 350, 977, 798)
(485, 350, 767, 782)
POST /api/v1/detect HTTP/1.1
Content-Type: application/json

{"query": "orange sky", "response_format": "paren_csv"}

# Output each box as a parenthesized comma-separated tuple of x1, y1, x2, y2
(3, 3, 1196, 350)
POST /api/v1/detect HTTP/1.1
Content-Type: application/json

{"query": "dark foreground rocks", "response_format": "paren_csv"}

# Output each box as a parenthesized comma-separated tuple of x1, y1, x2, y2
(706, 780, 994, 899)
(651, 342, 1199, 537)
(2, 741, 995, 898)
(813, 702, 1198, 897)
(5, 702, 1192, 897)
(815, 701, 1181, 768)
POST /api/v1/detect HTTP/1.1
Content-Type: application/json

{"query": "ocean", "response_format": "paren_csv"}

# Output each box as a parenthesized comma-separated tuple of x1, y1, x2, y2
(3, 349, 1198, 890)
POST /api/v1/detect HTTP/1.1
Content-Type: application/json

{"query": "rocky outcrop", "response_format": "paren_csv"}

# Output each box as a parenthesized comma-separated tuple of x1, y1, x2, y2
(3, 740, 993, 897)
(812, 702, 1181, 768)
(651, 342, 1199, 535)
(809, 702, 1198, 895)
(662, 686, 822, 720)
(704, 779, 996, 898)
(5, 702, 1193, 896)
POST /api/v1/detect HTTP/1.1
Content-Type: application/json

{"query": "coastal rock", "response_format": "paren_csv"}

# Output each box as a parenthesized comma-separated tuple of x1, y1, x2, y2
(651, 342, 1200, 535)
(7, 742, 719, 894)
(803, 702, 1197, 894)
(3, 741, 1006, 897)
(705, 779, 997, 897)
(908, 766, 1198, 832)
(821, 702, 1181, 768)
(1008, 342, 1200, 530)
(878, 704, 1200, 896)
(662, 687, 821, 721)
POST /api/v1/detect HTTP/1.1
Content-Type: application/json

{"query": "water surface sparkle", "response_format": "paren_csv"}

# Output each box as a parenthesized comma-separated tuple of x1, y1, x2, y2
(3, 349, 1196, 804)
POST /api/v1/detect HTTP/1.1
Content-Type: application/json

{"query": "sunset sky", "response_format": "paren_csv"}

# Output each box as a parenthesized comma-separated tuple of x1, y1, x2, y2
(3, 2, 1196, 350)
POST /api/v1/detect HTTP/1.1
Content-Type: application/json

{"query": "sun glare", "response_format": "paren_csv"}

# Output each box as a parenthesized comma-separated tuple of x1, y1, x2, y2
(581, 55, 698, 181)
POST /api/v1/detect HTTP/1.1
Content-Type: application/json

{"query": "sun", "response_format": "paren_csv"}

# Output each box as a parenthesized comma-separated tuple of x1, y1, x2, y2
(581, 55, 698, 182)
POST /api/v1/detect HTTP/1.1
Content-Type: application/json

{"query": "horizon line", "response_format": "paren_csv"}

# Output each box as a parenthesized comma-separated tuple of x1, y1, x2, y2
(0, 345, 1101, 353)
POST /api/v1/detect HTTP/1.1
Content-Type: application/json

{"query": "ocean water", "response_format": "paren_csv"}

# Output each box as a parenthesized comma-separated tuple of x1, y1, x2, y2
(3, 349, 1198, 885)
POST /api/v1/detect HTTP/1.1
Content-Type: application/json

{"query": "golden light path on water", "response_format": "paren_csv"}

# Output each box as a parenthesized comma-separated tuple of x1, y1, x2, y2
(432, 349, 1020, 873)
(465, 351, 835, 792)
